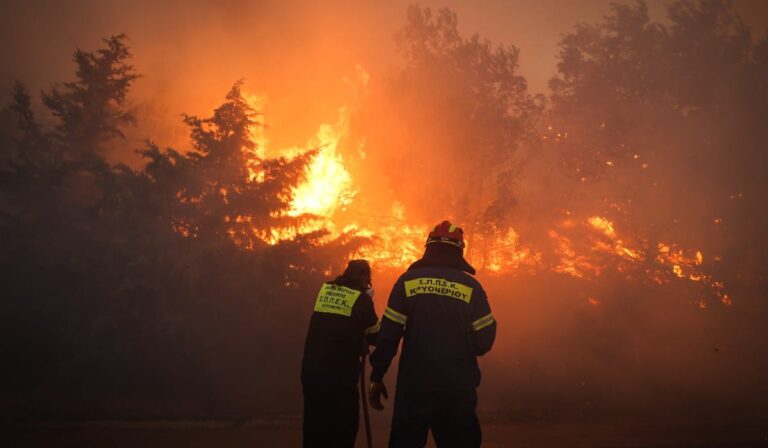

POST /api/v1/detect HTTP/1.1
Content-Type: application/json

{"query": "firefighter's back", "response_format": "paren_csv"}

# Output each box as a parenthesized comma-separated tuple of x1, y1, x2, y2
(368, 221, 497, 448)
(397, 265, 485, 392)
(300, 261, 379, 448)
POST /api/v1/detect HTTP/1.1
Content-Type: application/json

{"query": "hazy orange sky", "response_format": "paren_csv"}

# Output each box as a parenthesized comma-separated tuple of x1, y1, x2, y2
(2, 0, 766, 156)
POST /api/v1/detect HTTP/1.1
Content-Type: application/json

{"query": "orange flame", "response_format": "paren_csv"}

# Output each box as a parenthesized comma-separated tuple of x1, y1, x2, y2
(183, 83, 732, 310)
(288, 108, 355, 217)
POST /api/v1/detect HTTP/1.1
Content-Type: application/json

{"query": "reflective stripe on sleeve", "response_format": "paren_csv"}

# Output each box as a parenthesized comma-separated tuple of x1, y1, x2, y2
(383, 307, 407, 325)
(364, 321, 381, 335)
(471, 313, 495, 331)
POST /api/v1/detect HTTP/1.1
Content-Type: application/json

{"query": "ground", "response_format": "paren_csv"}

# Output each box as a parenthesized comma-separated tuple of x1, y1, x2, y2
(3, 417, 767, 447)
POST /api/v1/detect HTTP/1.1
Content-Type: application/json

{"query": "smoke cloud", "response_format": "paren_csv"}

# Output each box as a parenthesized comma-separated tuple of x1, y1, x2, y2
(1, 1, 767, 445)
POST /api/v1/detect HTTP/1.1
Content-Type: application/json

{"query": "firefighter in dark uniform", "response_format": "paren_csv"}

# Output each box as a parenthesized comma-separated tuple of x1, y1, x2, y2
(301, 259, 380, 448)
(368, 221, 496, 448)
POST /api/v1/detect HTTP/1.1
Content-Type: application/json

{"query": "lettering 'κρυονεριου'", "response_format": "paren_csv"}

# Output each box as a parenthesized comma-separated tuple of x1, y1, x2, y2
(403, 278, 473, 303)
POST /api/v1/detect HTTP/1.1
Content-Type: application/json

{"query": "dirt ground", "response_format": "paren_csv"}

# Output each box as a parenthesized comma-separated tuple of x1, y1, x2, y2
(2, 417, 767, 447)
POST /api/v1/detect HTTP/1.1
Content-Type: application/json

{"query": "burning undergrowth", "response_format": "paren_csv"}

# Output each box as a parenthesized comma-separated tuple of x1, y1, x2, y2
(218, 78, 731, 311)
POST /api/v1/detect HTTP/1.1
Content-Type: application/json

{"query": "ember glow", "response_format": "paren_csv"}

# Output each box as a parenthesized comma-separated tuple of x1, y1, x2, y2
(212, 90, 731, 308)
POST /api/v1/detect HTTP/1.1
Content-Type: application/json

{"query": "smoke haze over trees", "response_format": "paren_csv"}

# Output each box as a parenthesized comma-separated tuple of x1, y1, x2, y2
(0, 0, 766, 432)
(1, 35, 362, 418)
(355, 6, 545, 267)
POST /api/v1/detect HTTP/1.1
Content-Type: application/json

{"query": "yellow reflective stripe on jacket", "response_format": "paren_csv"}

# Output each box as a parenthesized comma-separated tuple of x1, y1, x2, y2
(364, 321, 381, 335)
(383, 307, 407, 325)
(313, 283, 361, 317)
(471, 313, 495, 331)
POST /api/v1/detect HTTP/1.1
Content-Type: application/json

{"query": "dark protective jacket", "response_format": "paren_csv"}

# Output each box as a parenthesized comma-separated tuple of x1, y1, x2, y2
(301, 277, 379, 392)
(370, 244, 496, 391)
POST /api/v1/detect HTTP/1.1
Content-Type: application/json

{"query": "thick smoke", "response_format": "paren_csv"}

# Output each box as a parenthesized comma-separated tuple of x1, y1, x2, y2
(0, 1, 767, 440)
(355, 2, 768, 425)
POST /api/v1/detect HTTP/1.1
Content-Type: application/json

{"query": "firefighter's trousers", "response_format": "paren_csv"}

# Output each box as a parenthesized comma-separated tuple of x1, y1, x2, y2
(389, 387, 481, 448)
(303, 387, 359, 448)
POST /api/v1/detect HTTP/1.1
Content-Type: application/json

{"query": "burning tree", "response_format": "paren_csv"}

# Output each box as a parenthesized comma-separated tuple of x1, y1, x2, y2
(140, 81, 315, 247)
(354, 5, 544, 268)
(531, 0, 768, 305)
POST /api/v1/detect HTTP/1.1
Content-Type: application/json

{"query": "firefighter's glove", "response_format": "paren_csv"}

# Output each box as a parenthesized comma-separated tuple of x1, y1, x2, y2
(369, 381, 388, 411)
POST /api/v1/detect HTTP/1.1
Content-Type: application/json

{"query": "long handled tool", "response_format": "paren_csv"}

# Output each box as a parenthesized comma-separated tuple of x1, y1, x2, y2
(360, 351, 373, 448)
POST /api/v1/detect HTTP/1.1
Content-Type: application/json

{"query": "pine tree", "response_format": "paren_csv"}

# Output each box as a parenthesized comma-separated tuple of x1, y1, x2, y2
(42, 34, 138, 159)
(140, 81, 315, 245)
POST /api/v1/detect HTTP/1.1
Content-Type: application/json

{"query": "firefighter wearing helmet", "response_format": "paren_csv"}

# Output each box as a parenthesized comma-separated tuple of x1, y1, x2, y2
(301, 259, 380, 447)
(369, 221, 497, 447)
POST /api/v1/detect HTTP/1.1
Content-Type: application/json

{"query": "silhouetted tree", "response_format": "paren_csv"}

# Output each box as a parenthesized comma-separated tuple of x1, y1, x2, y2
(141, 81, 318, 246)
(545, 0, 767, 281)
(0, 34, 361, 420)
(42, 34, 138, 160)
